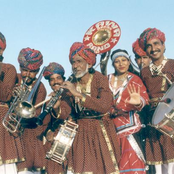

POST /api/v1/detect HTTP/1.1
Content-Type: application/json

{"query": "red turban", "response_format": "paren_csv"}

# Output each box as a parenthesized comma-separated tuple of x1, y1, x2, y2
(139, 28, 166, 50)
(132, 39, 146, 57)
(69, 42, 96, 65)
(18, 47, 43, 70)
(0, 32, 6, 51)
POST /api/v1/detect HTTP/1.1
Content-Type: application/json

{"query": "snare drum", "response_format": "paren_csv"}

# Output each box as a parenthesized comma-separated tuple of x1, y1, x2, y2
(46, 120, 78, 164)
(152, 83, 174, 138)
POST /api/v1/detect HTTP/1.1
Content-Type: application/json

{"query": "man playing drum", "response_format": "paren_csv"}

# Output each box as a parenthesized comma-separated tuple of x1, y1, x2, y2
(14, 48, 47, 174)
(0, 32, 24, 174)
(139, 28, 174, 174)
(42, 62, 74, 174)
(60, 42, 121, 174)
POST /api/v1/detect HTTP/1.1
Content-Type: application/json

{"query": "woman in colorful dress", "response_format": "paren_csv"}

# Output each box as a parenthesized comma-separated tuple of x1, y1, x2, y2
(108, 49, 149, 174)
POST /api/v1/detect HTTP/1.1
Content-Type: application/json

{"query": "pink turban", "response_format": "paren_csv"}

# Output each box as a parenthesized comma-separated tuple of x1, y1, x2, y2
(18, 47, 43, 70)
(139, 28, 166, 50)
(132, 39, 146, 57)
(0, 32, 6, 51)
(69, 42, 96, 65)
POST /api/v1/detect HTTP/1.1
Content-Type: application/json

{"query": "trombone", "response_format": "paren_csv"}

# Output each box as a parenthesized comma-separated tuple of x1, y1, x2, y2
(2, 66, 46, 134)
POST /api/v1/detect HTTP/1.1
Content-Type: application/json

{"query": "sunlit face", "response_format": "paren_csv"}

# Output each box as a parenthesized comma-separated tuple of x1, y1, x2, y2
(135, 55, 151, 69)
(49, 74, 64, 91)
(71, 55, 92, 78)
(145, 38, 165, 61)
(20, 67, 39, 85)
(113, 56, 130, 75)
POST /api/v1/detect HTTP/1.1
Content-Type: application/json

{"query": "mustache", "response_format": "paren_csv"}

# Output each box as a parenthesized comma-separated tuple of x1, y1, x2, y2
(53, 83, 61, 86)
(150, 50, 160, 54)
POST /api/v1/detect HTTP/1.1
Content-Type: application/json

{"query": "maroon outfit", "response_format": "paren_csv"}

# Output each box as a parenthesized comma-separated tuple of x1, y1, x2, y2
(141, 59, 174, 165)
(63, 71, 121, 174)
(0, 63, 24, 165)
(44, 90, 73, 174)
(16, 74, 47, 172)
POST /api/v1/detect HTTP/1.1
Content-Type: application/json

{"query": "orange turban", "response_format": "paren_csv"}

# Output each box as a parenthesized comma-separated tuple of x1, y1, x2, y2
(69, 42, 96, 65)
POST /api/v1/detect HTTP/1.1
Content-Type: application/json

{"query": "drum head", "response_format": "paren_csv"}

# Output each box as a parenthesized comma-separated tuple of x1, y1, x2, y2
(152, 83, 174, 125)
(83, 20, 121, 54)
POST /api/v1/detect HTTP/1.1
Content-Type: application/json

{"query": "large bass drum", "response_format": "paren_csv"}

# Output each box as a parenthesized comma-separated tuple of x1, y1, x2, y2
(46, 120, 78, 164)
(152, 83, 174, 138)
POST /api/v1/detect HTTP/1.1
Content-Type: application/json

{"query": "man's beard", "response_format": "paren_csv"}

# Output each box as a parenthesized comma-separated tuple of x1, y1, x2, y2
(73, 64, 89, 78)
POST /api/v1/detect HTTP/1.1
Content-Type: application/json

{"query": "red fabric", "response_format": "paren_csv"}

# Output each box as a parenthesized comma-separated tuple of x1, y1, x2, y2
(18, 47, 43, 70)
(109, 72, 149, 173)
(69, 42, 96, 65)
(132, 39, 146, 57)
(139, 28, 166, 50)
(0, 32, 6, 50)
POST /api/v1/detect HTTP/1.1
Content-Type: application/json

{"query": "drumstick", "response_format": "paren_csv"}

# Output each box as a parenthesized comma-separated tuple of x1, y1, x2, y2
(34, 98, 51, 109)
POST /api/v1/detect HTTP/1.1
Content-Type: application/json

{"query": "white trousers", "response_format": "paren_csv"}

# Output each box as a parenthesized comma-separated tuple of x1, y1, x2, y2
(155, 162, 174, 174)
(0, 163, 17, 174)
(18, 171, 41, 174)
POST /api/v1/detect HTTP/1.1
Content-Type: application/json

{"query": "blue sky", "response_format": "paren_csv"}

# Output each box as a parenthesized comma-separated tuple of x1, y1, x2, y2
(1, 0, 174, 94)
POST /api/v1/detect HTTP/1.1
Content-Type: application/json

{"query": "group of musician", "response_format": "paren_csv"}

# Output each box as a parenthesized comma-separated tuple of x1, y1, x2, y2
(0, 27, 174, 174)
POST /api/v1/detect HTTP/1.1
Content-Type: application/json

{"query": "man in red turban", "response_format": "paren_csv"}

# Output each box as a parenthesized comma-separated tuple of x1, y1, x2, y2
(15, 47, 47, 174)
(17, 47, 43, 86)
(139, 28, 174, 174)
(0, 33, 24, 174)
(139, 28, 165, 51)
(132, 39, 151, 70)
(58, 42, 121, 174)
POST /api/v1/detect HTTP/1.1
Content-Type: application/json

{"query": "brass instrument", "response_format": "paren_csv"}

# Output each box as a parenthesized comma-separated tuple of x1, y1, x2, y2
(2, 66, 46, 133)
(36, 75, 74, 126)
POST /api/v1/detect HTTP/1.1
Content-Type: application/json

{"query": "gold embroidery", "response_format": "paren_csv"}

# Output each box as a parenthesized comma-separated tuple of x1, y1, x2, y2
(147, 158, 174, 165)
(0, 157, 25, 165)
(17, 166, 46, 172)
(161, 77, 166, 91)
(99, 120, 120, 174)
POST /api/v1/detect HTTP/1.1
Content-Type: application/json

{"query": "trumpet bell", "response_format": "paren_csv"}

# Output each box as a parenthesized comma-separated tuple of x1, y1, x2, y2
(15, 101, 36, 119)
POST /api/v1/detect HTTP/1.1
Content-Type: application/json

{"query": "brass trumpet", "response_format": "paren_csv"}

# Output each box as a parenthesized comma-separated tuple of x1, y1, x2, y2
(2, 66, 46, 133)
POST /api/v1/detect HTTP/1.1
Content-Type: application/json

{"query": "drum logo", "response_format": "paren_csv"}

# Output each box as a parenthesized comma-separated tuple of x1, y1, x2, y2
(83, 20, 121, 54)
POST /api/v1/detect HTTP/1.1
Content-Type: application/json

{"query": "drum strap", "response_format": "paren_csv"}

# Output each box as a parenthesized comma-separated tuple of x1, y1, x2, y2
(127, 134, 146, 164)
